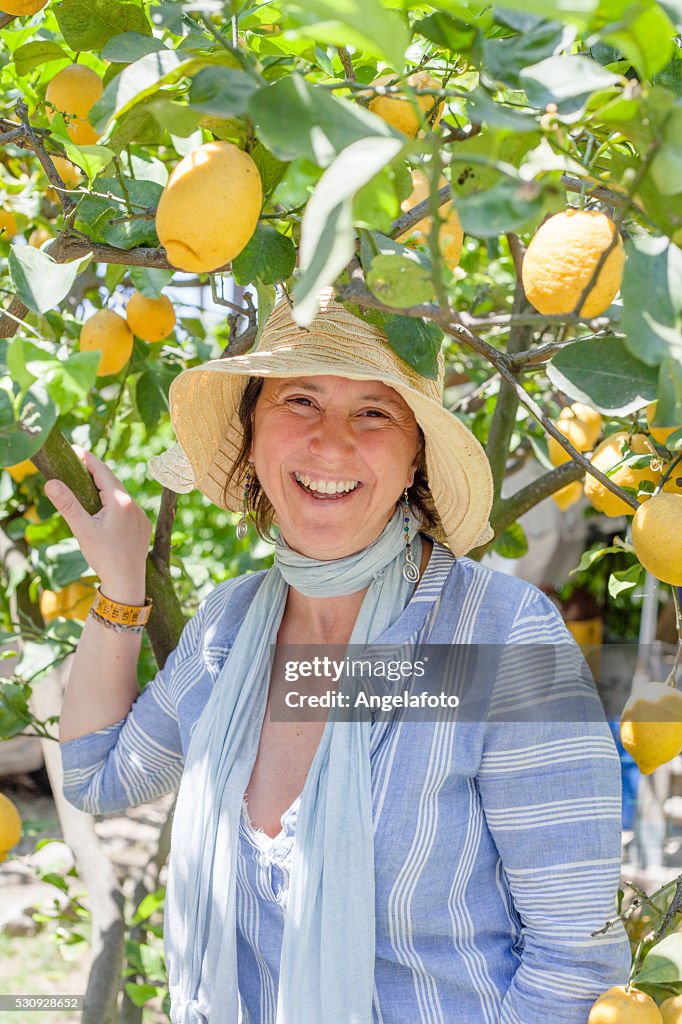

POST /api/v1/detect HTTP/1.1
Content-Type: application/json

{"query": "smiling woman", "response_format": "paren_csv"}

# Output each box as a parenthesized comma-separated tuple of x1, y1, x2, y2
(58, 291, 631, 1024)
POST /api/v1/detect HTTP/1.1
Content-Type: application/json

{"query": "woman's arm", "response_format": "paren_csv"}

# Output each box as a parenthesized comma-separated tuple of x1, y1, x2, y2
(59, 577, 147, 743)
(476, 590, 631, 1024)
(59, 592, 211, 815)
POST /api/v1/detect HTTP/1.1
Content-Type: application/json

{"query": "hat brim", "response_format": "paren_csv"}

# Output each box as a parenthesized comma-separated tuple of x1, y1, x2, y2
(153, 352, 494, 557)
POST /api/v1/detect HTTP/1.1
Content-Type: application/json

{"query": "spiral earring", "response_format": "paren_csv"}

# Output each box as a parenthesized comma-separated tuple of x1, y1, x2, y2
(236, 463, 253, 540)
(402, 488, 420, 583)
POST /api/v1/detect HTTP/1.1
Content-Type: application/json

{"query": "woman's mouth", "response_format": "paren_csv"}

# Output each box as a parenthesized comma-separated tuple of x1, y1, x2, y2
(292, 472, 362, 501)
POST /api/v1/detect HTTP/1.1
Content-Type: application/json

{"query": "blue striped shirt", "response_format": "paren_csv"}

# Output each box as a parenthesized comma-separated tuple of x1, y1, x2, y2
(59, 538, 631, 1023)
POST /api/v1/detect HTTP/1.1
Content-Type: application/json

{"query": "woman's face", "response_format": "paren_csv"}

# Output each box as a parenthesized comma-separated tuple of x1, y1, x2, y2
(250, 375, 421, 559)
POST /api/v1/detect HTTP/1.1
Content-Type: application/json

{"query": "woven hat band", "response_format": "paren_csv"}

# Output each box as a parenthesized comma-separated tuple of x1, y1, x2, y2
(255, 297, 445, 404)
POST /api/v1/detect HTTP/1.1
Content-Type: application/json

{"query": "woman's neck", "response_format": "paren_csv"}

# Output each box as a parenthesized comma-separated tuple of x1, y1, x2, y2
(279, 535, 433, 643)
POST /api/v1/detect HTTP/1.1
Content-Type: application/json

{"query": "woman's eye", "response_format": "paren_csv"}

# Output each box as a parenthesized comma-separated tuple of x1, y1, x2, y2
(362, 409, 388, 418)
(288, 397, 315, 407)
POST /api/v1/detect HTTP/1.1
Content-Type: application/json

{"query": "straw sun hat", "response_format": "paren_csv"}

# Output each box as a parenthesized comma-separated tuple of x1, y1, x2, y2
(148, 290, 494, 557)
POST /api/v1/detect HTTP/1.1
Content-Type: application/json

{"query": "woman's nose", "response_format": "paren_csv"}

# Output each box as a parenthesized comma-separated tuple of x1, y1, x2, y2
(307, 412, 355, 460)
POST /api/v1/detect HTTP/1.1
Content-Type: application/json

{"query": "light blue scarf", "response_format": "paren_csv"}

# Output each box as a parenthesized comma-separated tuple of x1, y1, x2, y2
(165, 505, 424, 1023)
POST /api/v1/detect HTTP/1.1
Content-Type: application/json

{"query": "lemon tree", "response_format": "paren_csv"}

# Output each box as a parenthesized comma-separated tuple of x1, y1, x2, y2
(1, 0, 682, 1018)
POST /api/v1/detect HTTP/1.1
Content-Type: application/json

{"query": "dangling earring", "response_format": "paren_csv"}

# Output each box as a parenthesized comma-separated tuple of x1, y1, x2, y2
(236, 463, 253, 540)
(402, 487, 420, 582)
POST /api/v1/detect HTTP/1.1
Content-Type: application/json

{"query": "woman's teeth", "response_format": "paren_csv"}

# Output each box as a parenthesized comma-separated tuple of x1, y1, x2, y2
(294, 472, 359, 495)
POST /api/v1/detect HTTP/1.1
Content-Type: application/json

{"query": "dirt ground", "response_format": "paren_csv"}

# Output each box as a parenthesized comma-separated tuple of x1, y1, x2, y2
(0, 771, 175, 1024)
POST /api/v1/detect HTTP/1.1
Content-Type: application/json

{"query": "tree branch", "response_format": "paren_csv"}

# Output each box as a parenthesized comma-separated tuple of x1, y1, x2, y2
(14, 100, 77, 218)
(23, 424, 187, 669)
(493, 459, 585, 535)
(334, 277, 640, 513)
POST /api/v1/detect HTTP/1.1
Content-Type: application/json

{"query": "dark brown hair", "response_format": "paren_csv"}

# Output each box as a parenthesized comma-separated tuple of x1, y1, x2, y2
(222, 376, 440, 543)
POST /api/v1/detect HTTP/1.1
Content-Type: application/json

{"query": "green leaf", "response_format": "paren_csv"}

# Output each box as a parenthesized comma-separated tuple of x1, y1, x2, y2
(188, 66, 260, 117)
(129, 267, 174, 298)
(635, 933, 682, 985)
(0, 683, 33, 740)
(455, 177, 549, 237)
(600, 1, 676, 81)
(608, 564, 643, 598)
(40, 539, 90, 590)
(367, 252, 435, 308)
(650, 109, 682, 196)
(621, 234, 682, 367)
(123, 983, 160, 1008)
(134, 369, 168, 431)
(13, 41, 70, 77)
(666, 429, 682, 451)
(547, 337, 659, 415)
(0, 381, 58, 466)
(53, 0, 151, 52)
(101, 31, 167, 63)
(9, 247, 92, 315)
(7, 340, 100, 415)
(253, 281, 277, 349)
(61, 140, 115, 184)
(293, 135, 404, 325)
(656, 357, 682, 428)
(130, 888, 165, 926)
(89, 49, 236, 135)
(75, 175, 162, 249)
(285, 0, 410, 70)
(569, 544, 624, 575)
(494, 521, 529, 559)
(148, 99, 202, 137)
(482, 19, 576, 90)
(520, 55, 621, 120)
(465, 87, 540, 132)
(383, 315, 442, 379)
(249, 73, 399, 167)
(250, 142, 289, 198)
(413, 12, 477, 54)
(232, 224, 296, 286)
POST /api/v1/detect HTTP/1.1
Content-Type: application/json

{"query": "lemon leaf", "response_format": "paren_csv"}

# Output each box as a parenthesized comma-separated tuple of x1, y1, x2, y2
(635, 932, 682, 985)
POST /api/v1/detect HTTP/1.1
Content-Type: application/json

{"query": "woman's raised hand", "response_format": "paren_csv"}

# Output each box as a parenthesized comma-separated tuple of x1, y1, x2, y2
(44, 445, 153, 597)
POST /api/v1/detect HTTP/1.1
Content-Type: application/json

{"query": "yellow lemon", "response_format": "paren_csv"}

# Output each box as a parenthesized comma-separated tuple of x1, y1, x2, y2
(620, 680, 682, 774)
(647, 402, 680, 447)
(587, 986, 663, 1022)
(0, 793, 22, 864)
(45, 65, 103, 146)
(79, 309, 134, 377)
(60, 581, 96, 621)
(398, 168, 464, 270)
(584, 432, 662, 516)
(155, 141, 262, 273)
(39, 588, 63, 622)
(552, 480, 583, 510)
(28, 227, 52, 248)
(548, 403, 603, 466)
(522, 208, 625, 317)
(632, 492, 682, 586)
(126, 290, 176, 342)
(368, 72, 444, 137)
(6, 459, 38, 483)
(0, 209, 18, 240)
(39, 581, 95, 622)
(662, 465, 682, 495)
(50, 155, 81, 190)
(0, 0, 47, 11)
(560, 402, 603, 447)
(660, 995, 682, 1024)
